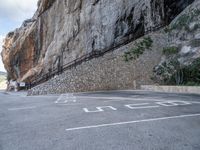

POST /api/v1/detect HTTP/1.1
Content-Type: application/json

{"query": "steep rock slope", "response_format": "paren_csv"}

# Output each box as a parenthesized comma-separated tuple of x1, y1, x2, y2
(29, 0, 200, 95)
(153, 0, 200, 85)
(1, 0, 194, 82)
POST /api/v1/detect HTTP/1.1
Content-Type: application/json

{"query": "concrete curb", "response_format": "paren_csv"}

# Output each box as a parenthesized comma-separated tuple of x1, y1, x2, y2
(141, 85, 200, 95)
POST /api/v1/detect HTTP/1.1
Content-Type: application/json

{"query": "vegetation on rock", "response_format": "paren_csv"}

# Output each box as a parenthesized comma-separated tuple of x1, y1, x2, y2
(123, 37, 153, 62)
(162, 46, 179, 55)
(164, 9, 200, 32)
(154, 58, 200, 86)
(155, 5, 200, 86)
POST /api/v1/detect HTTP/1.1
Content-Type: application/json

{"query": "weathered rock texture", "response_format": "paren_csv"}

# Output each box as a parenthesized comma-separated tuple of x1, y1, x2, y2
(1, 0, 194, 82)
(28, 0, 200, 95)
(153, 0, 200, 84)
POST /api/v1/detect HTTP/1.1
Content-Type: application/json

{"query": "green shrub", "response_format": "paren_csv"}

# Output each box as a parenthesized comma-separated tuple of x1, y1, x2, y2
(193, 9, 200, 17)
(164, 26, 172, 33)
(162, 46, 179, 55)
(123, 36, 153, 61)
(162, 58, 200, 86)
(143, 37, 153, 48)
(171, 14, 190, 30)
(184, 23, 200, 32)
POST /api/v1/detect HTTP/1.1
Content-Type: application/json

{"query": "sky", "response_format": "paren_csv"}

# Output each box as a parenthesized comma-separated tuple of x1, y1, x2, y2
(0, 0, 38, 72)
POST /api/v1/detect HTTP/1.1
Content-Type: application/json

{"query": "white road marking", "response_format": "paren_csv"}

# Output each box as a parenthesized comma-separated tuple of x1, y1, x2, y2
(64, 99, 77, 103)
(125, 103, 160, 109)
(157, 101, 191, 107)
(54, 96, 63, 103)
(65, 113, 200, 131)
(55, 94, 77, 104)
(8, 106, 37, 111)
(82, 100, 200, 113)
(125, 103, 149, 106)
(130, 106, 160, 109)
(83, 106, 117, 113)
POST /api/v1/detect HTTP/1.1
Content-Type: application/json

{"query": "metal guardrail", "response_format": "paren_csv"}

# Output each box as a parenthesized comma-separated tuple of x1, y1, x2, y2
(29, 23, 167, 89)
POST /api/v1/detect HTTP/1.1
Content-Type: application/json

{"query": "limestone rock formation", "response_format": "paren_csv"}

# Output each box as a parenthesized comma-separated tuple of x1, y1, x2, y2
(153, 0, 200, 85)
(1, 0, 194, 82)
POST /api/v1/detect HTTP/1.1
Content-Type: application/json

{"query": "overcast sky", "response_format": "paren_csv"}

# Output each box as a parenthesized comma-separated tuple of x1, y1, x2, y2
(0, 0, 38, 72)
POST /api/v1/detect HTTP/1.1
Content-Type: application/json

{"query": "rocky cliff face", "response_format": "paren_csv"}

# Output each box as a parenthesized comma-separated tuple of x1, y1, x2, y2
(1, 0, 194, 82)
(28, 0, 200, 95)
(153, 0, 200, 85)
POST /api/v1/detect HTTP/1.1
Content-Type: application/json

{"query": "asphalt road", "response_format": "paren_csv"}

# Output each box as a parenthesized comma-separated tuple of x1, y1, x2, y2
(0, 90, 200, 150)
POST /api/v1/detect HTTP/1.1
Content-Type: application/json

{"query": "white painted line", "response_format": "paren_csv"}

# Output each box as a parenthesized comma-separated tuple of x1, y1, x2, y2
(83, 106, 117, 113)
(8, 106, 37, 111)
(126, 103, 149, 106)
(126, 105, 160, 109)
(125, 103, 160, 109)
(156, 101, 191, 107)
(66, 113, 200, 131)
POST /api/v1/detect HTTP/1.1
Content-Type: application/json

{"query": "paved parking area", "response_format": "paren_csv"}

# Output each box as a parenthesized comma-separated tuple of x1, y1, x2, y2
(0, 90, 200, 150)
